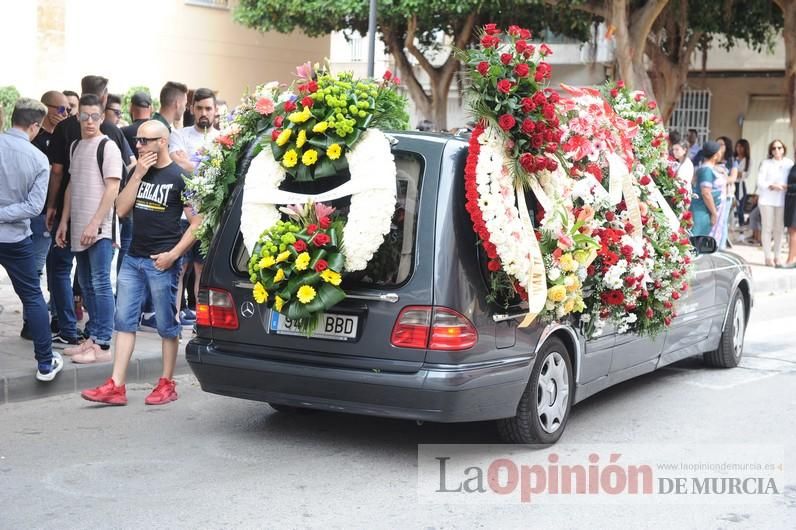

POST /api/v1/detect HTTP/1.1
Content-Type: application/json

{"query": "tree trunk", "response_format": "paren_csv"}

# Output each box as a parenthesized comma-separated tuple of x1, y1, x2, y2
(781, 0, 796, 148)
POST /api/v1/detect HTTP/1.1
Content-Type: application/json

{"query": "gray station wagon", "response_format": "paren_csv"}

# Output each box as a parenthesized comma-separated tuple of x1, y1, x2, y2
(186, 132, 753, 444)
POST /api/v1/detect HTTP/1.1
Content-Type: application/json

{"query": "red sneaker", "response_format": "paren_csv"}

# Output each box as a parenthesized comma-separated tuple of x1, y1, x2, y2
(145, 378, 178, 405)
(81, 378, 127, 406)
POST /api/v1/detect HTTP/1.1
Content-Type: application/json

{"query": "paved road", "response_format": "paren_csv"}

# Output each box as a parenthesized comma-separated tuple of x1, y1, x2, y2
(1, 293, 794, 529)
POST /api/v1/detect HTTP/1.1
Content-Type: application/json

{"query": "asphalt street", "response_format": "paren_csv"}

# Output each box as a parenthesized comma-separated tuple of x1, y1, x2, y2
(0, 292, 794, 529)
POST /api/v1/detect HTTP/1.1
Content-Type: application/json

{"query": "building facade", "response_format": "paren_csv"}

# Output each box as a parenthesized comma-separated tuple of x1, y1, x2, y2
(1, 0, 329, 112)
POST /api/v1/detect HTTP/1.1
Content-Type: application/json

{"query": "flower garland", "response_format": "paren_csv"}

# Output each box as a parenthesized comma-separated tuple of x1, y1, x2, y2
(247, 203, 346, 331)
(236, 65, 406, 334)
(464, 23, 695, 338)
(270, 68, 407, 181)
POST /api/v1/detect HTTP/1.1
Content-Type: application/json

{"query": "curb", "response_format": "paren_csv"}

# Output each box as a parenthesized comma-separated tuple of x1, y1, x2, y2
(0, 354, 191, 405)
(748, 267, 796, 295)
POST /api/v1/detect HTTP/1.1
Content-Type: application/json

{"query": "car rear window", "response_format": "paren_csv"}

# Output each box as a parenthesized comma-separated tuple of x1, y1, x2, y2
(232, 150, 424, 288)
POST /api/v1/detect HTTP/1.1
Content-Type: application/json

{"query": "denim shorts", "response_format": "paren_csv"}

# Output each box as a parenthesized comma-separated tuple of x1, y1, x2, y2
(115, 255, 181, 338)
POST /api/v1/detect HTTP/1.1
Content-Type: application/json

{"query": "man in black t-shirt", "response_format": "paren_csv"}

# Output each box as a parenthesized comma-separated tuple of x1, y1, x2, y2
(45, 75, 136, 348)
(118, 92, 152, 276)
(81, 120, 201, 406)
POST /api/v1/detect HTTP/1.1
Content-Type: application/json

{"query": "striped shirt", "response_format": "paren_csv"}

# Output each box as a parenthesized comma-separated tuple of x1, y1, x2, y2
(68, 135, 121, 252)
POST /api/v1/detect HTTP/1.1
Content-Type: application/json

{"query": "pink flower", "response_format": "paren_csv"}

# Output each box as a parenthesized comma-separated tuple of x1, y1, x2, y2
(254, 97, 275, 115)
(477, 61, 489, 76)
(383, 70, 393, 81)
(540, 44, 553, 56)
(295, 61, 313, 80)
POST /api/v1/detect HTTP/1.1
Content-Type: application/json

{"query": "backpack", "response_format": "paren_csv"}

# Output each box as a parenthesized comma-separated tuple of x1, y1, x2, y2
(69, 138, 119, 245)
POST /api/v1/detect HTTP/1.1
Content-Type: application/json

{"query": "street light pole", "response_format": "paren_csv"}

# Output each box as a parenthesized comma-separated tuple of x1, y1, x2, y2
(367, 0, 377, 78)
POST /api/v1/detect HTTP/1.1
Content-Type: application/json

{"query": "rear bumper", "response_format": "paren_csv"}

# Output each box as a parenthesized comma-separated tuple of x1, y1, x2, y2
(186, 339, 532, 423)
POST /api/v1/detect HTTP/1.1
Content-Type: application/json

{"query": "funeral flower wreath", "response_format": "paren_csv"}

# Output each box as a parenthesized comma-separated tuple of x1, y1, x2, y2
(462, 23, 693, 337)
(194, 65, 409, 334)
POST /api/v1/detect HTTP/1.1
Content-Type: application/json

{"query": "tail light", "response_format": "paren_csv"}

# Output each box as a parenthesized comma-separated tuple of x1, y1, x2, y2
(196, 287, 239, 330)
(391, 306, 477, 351)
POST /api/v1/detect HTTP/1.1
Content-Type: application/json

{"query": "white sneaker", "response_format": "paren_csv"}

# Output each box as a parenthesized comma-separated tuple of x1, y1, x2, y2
(36, 351, 64, 382)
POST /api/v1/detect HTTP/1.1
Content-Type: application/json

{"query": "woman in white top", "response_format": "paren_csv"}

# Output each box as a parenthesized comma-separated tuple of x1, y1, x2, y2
(733, 139, 751, 227)
(671, 137, 694, 189)
(756, 139, 793, 266)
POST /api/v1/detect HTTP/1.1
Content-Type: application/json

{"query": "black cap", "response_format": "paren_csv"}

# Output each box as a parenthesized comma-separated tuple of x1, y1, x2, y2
(131, 92, 151, 108)
(700, 141, 721, 160)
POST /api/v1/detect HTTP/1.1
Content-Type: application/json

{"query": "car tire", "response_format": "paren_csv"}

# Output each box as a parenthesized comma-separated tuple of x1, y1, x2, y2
(497, 337, 573, 444)
(703, 290, 746, 368)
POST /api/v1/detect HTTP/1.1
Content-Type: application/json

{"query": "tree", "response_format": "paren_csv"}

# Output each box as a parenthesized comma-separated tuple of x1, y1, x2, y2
(233, 0, 591, 130)
(0, 85, 20, 130)
(548, 0, 781, 121)
(774, 0, 796, 145)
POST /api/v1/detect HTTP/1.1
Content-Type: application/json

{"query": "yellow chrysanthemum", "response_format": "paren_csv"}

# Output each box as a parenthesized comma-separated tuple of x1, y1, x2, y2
(276, 251, 291, 263)
(282, 149, 298, 168)
(326, 143, 342, 160)
(276, 128, 292, 146)
(253, 282, 268, 304)
(294, 252, 310, 271)
(258, 255, 275, 269)
(296, 129, 307, 148)
(320, 269, 342, 286)
(547, 284, 567, 303)
(273, 268, 285, 283)
(288, 108, 312, 124)
(301, 149, 318, 166)
(274, 295, 284, 312)
(297, 285, 316, 304)
(312, 121, 328, 133)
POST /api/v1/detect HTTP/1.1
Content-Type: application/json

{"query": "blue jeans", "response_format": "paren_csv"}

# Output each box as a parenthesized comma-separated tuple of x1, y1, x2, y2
(25, 214, 51, 326)
(115, 255, 180, 338)
(47, 237, 78, 339)
(75, 238, 115, 346)
(30, 213, 50, 276)
(116, 216, 133, 275)
(0, 237, 52, 363)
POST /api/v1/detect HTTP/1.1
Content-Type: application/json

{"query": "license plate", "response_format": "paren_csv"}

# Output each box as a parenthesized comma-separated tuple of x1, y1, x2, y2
(269, 311, 358, 340)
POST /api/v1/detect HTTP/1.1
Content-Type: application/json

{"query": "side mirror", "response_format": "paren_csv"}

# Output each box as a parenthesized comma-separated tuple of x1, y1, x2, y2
(690, 235, 717, 254)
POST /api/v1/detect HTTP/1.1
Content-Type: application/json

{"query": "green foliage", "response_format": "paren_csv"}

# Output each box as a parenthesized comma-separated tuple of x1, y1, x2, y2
(235, 0, 593, 44)
(0, 86, 20, 130)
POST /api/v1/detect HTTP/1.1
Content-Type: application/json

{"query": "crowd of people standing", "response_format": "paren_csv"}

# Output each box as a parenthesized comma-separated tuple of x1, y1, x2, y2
(0, 74, 222, 406)
(671, 128, 796, 268)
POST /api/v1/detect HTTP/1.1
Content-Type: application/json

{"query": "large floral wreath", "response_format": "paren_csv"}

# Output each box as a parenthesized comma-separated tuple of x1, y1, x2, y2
(195, 65, 410, 333)
(463, 23, 693, 337)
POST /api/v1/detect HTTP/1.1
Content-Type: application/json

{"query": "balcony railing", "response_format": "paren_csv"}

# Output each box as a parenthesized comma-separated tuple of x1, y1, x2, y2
(185, 0, 230, 9)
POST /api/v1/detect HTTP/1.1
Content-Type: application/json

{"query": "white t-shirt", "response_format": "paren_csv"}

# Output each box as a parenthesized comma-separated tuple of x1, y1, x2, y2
(757, 157, 793, 207)
(169, 126, 219, 162)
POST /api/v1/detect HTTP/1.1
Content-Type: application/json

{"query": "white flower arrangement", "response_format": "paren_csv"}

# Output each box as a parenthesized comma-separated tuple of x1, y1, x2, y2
(475, 125, 535, 291)
(240, 129, 396, 272)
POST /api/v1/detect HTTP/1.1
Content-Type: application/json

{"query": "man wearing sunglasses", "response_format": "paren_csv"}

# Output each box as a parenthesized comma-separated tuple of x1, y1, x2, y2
(82, 120, 201, 405)
(55, 94, 121, 364)
(104, 94, 123, 127)
(46, 75, 134, 351)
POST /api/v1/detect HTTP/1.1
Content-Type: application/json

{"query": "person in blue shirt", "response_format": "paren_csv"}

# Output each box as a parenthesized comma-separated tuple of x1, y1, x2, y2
(689, 141, 724, 236)
(0, 98, 62, 381)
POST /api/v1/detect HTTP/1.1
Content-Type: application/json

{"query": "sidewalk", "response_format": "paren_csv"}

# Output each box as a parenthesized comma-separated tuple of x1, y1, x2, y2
(0, 273, 191, 404)
(724, 226, 796, 295)
(1, 230, 794, 404)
